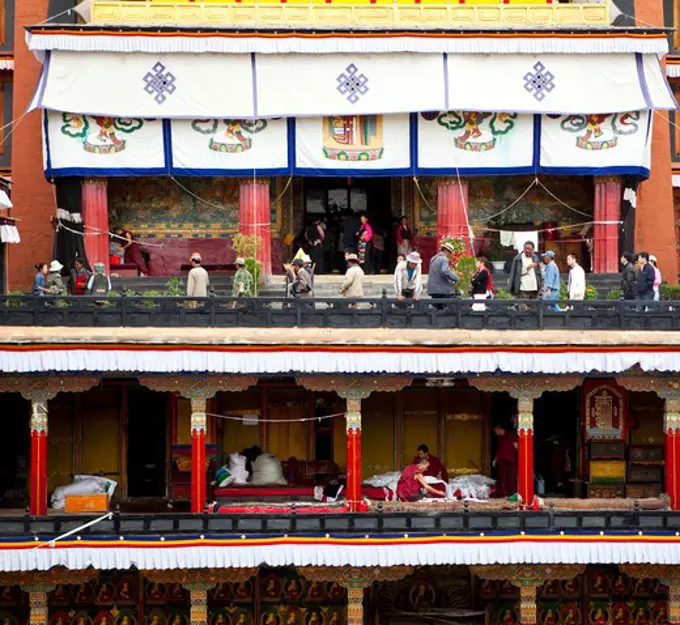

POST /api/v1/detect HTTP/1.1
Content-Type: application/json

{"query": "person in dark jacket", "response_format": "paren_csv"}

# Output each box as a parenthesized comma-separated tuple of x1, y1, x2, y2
(508, 241, 543, 298)
(620, 253, 636, 300)
(635, 252, 655, 301)
(428, 242, 460, 300)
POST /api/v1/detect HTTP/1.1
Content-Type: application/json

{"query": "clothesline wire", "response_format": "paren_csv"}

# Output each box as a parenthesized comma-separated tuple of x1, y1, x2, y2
(204, 410, 347, 424)
(57, 219, 168, 248)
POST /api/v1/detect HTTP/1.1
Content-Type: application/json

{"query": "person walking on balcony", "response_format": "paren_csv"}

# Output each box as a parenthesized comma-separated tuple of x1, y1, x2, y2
(508, 241, 543, 300)
(620, 253, 636, 300)
(567, 254, 586, 301)
(31, 263, 50, 296)
(428, 242, 460, 301)
(649, 255, 662, 301)
(232, 257, 254, 297)
(396, 216, 414, 259)
(286, 258, 313, 298)
(87, 262, 112, 296)
(393, 251, 423, 303)
(186, 253, 209, 299)
(339, 253, 364, 299)
(541, 251, 560, 310)
(636, 252, 655, 302)
(470, 257, 490, 311)
(356, 214, 374, 274)
(46, 260, 67, 296)
(69, 258, 91, 296)
(305, 218, 325, 275)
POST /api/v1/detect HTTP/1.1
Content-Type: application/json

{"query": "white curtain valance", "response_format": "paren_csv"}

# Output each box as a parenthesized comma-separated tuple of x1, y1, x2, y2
(32, 51, 677, 119)
(43, 110, 652, 178)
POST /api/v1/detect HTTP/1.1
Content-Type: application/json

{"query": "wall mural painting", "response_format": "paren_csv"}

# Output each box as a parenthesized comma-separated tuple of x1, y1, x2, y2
(61, 114, 145, 155)
(322, 116, 384, 161)
(209, 576, 255, 625)
(191, 119, 268, 153)
(0, 586, 26, 625)
(422, 111, 518, 152)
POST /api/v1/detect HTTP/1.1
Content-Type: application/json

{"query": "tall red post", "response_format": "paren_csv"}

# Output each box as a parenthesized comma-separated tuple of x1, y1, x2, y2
(437, 178, 471, 251)
(82, 179, 110, 273)
(239, 179, 272, 276)
(517, 397, 535, 506)
(664, 399, 680, 510)
(191, 398, 207, 513)
(29, 400, 48, 516)
(343, 394, 364, 512)
(593, 176, 622, 273)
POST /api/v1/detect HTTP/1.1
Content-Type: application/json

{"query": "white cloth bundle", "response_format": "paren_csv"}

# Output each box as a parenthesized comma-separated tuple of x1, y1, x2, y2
(228, 453, 249, 485)
(251, 454, 287, 485)
(450, 474, 495, 500)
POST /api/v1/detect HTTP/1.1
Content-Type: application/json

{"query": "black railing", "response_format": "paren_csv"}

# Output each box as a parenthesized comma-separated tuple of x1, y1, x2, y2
(1, 294, 679, 330)
(1, 508, 679, 537)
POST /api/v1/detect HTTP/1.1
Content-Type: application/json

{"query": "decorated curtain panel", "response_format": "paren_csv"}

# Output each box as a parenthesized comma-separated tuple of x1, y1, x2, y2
(43, 110, 653, 179)
(35, 51, 677, 119)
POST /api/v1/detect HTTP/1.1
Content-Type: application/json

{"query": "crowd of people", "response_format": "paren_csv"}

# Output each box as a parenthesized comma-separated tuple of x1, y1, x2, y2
(31, 259, 111, 297)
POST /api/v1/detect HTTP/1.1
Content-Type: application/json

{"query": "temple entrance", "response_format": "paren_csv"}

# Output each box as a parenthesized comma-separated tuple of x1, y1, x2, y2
(302, 177, 394, 274)
(0, 393, 28, 508)
(126, 387, 168, 498)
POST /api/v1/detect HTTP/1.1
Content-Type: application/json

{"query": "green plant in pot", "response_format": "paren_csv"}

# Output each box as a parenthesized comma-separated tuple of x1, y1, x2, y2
(232, 233, 264, 296)
(440, 236, 476, 297)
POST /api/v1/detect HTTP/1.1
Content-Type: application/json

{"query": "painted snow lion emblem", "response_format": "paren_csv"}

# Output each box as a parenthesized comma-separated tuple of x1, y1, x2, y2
(60, 114, 144, 154)
(422, 111, 518, 152)
(556, 112, 641, 150)
(191, 119, 267, 153)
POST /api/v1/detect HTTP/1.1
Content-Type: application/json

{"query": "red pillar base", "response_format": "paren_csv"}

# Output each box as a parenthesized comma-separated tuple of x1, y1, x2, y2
(191, 431, 206, 514)
(437, 178, 470, 252)
(30, 431, 47, 516)
(82, 179, 110, 273)
(593, 176, 622, 274)
(238, 180, 272, 276)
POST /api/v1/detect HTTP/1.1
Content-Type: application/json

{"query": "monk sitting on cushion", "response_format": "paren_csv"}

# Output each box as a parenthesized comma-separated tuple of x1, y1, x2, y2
(396, 461, 447, 502)
(413, 444, 449, 483)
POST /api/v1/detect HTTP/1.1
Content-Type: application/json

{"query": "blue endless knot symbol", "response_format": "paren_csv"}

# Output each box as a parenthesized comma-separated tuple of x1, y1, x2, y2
(523, 61, 556, 102)
(336, 63, 370, 105)
(143, 62, 178, 105)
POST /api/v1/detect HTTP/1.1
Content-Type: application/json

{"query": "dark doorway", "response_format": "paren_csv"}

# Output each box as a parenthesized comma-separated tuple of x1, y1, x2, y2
(302, 177, 394, 274)
(126, 387, 168, 498)
(0, 393, 29, 507)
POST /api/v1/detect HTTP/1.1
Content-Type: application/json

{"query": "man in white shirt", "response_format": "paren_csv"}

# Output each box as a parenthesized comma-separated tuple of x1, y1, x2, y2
(508, 241, 543, 299)
(567, 253, 586, 301)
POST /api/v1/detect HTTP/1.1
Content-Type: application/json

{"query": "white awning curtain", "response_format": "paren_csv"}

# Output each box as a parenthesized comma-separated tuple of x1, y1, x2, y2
(2, 346, 680, 375)
(0, 535, 679, 572)
(32, 51, 677, 119)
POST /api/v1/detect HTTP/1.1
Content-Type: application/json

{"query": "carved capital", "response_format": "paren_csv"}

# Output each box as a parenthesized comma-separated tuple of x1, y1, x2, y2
(469, 376, 583, 400)
(0, 376, 100, 402)
(0, 567, 97, 588)
(139, 376, 257, 400)
(435, 177, 467, 189)
(519, 586, 537, 625)
(616, 376, 680, 400)
(185, 582, 209, 625)
(593, 175, 621, 186)
(296, 376, 412, 397)
(30, 401, 48, 435)
(298, 566, 413, 588)
(346, 398, 361, 433)
(472, 565, 584, 588)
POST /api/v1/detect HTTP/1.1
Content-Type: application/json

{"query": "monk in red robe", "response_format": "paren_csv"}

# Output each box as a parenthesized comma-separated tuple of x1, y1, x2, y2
(413, 444, 449, 483)
(493, 423, 518, 497)
(396, 461, 446, 502)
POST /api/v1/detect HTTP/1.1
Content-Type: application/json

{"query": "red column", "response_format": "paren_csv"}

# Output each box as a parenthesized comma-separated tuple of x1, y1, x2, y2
(239, 179, 271, 276)
(29, 400, 48, 516)
(82, 179, 110, 273)
(593, 176, 622, 273)
(191, 398, 207, 513)
(437, 178, 470, 252)
(664, 400, 680, 510)
(517, 398, 535, 506)
(344, 396, 363, 512)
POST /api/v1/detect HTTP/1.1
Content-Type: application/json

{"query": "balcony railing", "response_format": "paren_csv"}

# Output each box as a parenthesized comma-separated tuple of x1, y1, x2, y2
(90, 0, 610, 29)
(1, 295, 678, 330)
(0, 507, 677, 537)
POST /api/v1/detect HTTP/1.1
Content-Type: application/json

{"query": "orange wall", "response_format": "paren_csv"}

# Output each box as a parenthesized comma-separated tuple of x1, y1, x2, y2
(8, 0, 55, 290)
(634, 0, 678, 283)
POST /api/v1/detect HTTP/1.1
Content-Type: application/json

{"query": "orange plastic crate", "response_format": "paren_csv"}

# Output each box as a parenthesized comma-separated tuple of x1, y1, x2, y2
(64, 494, 109, 513)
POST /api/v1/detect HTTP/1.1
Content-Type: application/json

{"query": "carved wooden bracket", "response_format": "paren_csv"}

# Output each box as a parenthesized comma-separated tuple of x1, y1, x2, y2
(298, 565, 414, 589)
(616, 376, 680, 400)
(295, 376, 412, 398)
(620, 564, 680, 581)
(0, 567, 98, 588)
(471, 565, 585, 588)
(139, 376, 258, 400)
(468, 376, 584, 400)
(142, 568, 257, 587)
(0, 376, 100, 402)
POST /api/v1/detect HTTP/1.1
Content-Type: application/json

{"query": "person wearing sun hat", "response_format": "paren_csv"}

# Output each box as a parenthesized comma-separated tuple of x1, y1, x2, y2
(428, 241, 460, 301)
(186, 252, 209, 298)
(46, 260, 67, 295)
(393, 251, 423, 302)
(232, 257, 254, 298)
